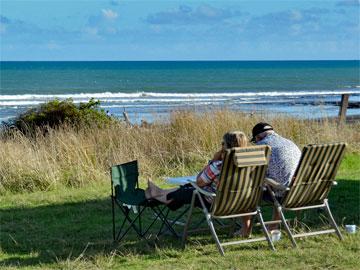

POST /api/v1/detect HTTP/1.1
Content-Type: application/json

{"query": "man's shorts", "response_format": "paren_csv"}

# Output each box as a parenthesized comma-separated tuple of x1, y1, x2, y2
(262, 189, 283, 203)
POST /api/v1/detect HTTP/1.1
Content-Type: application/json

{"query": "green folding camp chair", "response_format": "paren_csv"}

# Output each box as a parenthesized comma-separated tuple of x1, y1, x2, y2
(111, 160, 176, 242)
(182, 145, 275, 256)
(265, 142, 346, 247)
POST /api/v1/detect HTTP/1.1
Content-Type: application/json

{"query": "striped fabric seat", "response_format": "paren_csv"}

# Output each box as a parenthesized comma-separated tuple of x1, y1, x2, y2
(282, 143, 347, 209)
(182, 145, 275, 256)
(212, 146, 270, 217)
(268, 143, 346, 247)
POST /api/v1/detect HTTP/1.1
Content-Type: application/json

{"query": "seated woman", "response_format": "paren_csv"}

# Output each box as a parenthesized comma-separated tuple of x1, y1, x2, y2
(145, 131, 251, 237)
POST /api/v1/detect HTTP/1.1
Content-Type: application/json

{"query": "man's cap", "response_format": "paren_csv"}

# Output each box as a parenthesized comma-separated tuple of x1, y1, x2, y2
(251, 122, 273, 142)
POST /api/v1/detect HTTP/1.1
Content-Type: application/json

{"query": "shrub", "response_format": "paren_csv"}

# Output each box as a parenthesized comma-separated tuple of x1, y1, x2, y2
(7, 98, 113, 135)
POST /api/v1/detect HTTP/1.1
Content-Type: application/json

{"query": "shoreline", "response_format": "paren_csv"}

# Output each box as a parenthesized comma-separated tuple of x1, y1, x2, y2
(342, 114, 360, 123)
(311, 114, 360, 123)
(1, 91, 359, 124)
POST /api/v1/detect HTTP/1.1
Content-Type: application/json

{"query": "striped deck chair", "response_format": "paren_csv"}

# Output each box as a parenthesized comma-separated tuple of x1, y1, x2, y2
(182, 145, 275, 256)
(265, 142, 346, 247)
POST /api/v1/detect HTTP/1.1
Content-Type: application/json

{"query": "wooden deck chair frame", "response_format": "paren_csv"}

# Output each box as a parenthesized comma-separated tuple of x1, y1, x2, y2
(111, 160, 177, 242)
(265, 142, 346, 247)
(182, 145, 275, 256)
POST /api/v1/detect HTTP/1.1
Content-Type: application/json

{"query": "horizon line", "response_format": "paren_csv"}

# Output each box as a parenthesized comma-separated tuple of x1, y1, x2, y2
(1, 59, 360, 62)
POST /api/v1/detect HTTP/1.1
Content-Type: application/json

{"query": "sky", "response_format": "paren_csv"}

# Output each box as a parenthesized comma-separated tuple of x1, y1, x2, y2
(0, 0, 359, 61)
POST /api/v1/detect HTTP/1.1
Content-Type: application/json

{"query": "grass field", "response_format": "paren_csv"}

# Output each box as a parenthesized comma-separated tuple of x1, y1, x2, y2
(1, 153, 359, 270)
(1, 111, 359, 269)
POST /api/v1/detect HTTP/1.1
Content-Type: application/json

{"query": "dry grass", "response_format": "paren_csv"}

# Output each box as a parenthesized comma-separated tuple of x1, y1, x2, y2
(1, 110, 359, 193)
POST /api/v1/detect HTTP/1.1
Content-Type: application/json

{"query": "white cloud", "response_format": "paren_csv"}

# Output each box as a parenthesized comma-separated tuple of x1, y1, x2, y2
(102, 9, 118, 20)
(46, 41, 61, 50)
(290, 10, 303, 21)
(0, 23, 7, 34)
(83, 9, 120, 38)
(82, 26, 103, 40)
(84, 27, 99, 35)
(146, 4, 243, 25)
(105, 27, 117, 34)
(336, 0, 360, 6)
(290, 24, 302, 36)
(109, 0, 120, 6)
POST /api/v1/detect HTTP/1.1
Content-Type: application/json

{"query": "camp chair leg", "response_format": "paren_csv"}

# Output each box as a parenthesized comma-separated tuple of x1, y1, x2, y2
(158, 205, 190, 238)
(155, 206, 181, 238)
(111, 196, 116, 241)
(182, 191, 196, 247)
(257, 208, 275, 251)
(139, 206, 164, 238)
(116, 212, 129, 240)
(161, 213, 181, 238)
(116, 205, 147, 242)
(115, 206, 131, 241)
(278, 205, 297, 248)
(137, 206, 143, 236)
(116, 215, 142, 242)
(171, 205, 191, 227)
(156, 207, 170, 237)
(116, 217, 141, 242)
(323, 199, 343, 241)
(139, 205, 160, 238)
(207, 214, 225, 256)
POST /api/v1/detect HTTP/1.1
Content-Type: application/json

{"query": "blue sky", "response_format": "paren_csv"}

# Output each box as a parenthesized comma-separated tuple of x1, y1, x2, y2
(0, 0, 359, 60)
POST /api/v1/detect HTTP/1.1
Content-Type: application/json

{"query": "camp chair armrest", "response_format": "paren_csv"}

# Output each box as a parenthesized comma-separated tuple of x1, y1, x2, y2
(265, 178, 290, 191)
(190, 182, 216, 197)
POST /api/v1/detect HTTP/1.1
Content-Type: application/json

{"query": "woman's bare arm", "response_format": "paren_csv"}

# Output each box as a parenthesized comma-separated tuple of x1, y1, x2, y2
(212, 149, 224, 161)
(196, 175, 208, 187)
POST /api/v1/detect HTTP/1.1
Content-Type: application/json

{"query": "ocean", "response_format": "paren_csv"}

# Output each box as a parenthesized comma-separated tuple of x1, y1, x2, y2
(0, 61, 359, 124)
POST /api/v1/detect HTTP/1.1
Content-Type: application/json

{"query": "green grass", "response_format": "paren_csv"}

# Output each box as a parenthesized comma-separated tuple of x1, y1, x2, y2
(1, 154, 359, 270)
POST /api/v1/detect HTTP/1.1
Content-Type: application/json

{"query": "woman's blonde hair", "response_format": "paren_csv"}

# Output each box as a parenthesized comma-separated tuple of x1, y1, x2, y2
(223, 131, 248, 149)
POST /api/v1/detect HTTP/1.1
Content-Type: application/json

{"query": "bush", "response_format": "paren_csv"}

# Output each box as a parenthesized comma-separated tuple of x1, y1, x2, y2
(7, 98, 113, 135)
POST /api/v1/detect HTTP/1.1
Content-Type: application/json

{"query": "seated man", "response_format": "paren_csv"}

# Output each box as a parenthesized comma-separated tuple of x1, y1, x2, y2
(251, 122, 301, 229)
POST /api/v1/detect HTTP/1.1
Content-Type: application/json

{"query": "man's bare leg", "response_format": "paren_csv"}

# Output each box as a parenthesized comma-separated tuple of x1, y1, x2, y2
(241, 216, 252, 237)
(268, 207, 281, 231)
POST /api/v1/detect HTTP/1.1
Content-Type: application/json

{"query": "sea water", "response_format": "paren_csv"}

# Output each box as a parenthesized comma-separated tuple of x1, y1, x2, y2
(1, 61, 359, 123)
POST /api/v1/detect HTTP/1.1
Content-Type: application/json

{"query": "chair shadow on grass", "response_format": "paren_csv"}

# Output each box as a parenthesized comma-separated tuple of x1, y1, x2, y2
(1, 179, 359, 267)
(0, 197, 184, 267)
